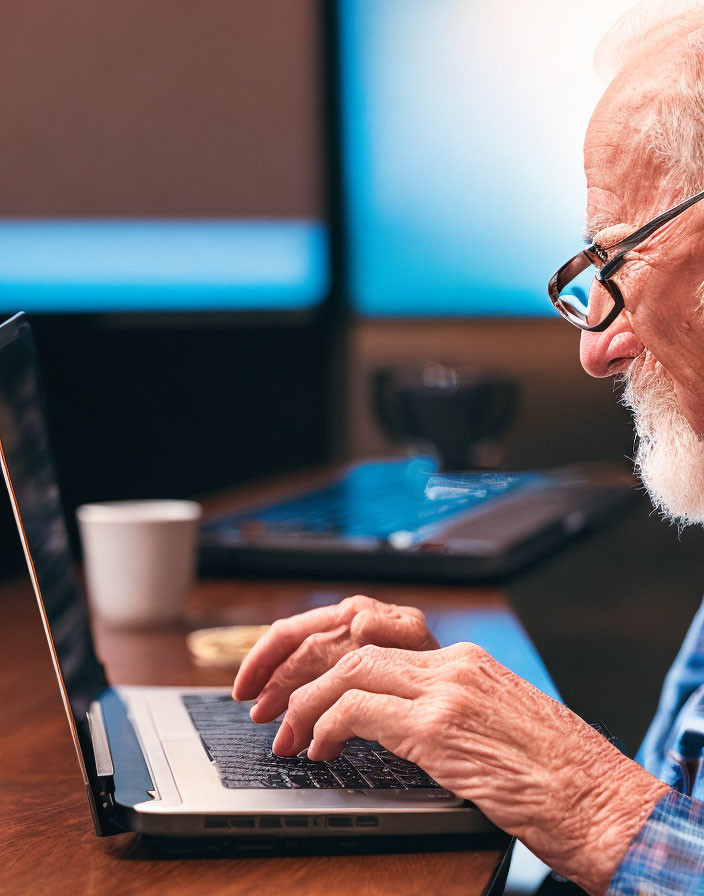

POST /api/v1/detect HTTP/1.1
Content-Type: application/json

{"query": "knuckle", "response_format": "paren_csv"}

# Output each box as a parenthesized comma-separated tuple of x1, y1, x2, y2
(336, 648, 365, 676)
(268, 618, 286, 638)
(449, 640, 487, 662)
(349, 608, 377, 639)
(312, 714, 331, 742)
(355, 642, 393, 667)
(350, 608, 397, 645)
(338, 688, 365, 713)
(298, 632, 325, 663)
(342, 594, 376, 614)
(356, 642, 378, 660)
(287, 686, 306, 714)
(406, 615, 429, 644)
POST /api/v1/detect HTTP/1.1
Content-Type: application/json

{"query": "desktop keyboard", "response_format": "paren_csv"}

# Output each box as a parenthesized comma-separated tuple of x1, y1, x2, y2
(184, 694, 441, 790)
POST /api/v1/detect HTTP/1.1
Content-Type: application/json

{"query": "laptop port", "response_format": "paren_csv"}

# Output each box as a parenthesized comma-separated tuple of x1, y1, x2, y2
(327, 816, 353, 829)
(230, 817, 255, 829)
(284, 816, 309, 828)
(259, 816, 282, 829)
(204, 817, 228, 829)
(355, 816, 379, 828)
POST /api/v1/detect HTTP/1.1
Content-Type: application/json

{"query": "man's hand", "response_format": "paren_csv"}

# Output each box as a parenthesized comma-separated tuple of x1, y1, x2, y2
(232, 595, 438, 723)
(271, 642, 669, 896)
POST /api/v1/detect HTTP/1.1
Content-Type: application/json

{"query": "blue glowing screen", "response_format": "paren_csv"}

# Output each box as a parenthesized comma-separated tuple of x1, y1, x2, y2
(338, 0, 633, 316)
(0, 219, 328, 313)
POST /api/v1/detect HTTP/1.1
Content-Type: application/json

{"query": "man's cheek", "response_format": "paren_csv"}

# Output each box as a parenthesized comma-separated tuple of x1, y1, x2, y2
(619, 255, 656, 314)
(631, 308, 704, 404)
(622, 260, 683, 354)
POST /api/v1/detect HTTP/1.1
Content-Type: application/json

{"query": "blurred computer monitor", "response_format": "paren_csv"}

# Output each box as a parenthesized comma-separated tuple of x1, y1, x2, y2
(0, 2, 329, 320)
(335, 0, 635, 317)
(0, 219, 328, 314)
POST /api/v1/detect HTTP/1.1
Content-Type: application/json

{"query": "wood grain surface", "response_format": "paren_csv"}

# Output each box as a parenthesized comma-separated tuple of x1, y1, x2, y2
(0, 572, 509, 895)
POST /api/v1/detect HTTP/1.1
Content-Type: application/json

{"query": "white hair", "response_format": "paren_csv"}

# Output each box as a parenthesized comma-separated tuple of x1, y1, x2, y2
(621, 357, 704, 527)
(595, 1, 704, 80)
(596, 1, 704, 196)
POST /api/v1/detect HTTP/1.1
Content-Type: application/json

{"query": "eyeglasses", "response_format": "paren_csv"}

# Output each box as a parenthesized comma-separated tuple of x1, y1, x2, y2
(548, 187, 704, 331)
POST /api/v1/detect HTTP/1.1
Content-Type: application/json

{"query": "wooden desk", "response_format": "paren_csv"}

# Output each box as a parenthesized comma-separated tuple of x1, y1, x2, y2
(0, 574, 512, 895)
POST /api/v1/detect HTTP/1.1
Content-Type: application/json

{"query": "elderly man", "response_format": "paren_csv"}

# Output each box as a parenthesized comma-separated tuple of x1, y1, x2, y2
(234, 6, 704, 895)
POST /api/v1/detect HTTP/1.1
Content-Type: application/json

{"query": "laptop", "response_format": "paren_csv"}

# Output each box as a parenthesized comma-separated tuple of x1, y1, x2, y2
(0, 312, 499, 842)
(200, 458, 636, 582)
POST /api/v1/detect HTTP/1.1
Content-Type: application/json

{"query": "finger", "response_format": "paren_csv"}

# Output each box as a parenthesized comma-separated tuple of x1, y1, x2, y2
(233, 604, 354, 700)
(257, 634, 445, 726)
(306, 690, 413, 762)
(250, 625, 349, 723)
(233, 595, 388, 700)
(350, 608, 439, 650)
(394, 603, 430, 621)
(272, 645, 425, 755)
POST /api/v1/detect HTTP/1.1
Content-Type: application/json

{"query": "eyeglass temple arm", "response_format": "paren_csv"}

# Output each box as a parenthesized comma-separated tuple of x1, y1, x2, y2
(600, 187, 704, 278)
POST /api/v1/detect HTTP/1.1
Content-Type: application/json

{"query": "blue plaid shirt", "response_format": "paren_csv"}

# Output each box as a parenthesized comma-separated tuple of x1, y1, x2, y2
(607, 599, 704, 895)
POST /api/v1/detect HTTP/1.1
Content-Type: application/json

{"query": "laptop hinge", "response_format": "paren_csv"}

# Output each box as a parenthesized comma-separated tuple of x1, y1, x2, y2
(84, 703, 121, 836)
(88, 700, 115, 778)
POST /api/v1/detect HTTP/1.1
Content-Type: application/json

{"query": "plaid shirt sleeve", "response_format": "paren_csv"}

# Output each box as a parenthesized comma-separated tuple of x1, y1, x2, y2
(636, 598, 704, 777)
(607, 790, 704, 895)
(606, 598, 704, 895)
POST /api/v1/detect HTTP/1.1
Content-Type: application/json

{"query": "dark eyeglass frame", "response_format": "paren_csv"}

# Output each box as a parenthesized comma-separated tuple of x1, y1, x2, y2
(548, 187, 704, 331)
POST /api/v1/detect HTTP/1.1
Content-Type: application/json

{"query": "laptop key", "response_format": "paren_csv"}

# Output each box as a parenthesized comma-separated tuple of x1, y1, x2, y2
(327, 766, 368, 788)
(308, 769, 342, 788)
(183, 695, 442, 791)
(392, 773, 431, 788)
(282, 770, 314, 788)
(358, 770, 400, 788)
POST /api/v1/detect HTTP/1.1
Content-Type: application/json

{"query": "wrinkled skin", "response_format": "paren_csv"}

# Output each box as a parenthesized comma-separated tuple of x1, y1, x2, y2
(230, 29, 704, 896)
(233, 595, 439, 719)
(580, 38, 704, 432)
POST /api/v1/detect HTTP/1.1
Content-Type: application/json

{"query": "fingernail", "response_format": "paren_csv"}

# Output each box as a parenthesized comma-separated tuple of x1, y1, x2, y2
(272, 721, 295, 756)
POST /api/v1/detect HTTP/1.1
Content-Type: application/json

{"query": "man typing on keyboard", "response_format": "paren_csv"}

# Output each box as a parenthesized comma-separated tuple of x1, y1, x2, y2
(236, 4, 704, 893)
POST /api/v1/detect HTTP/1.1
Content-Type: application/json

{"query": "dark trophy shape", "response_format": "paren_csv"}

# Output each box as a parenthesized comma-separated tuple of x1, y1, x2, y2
(372, 363, 518, 471)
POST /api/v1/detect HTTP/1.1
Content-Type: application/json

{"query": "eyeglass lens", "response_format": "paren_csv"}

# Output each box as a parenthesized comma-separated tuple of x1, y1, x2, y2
(558, 265, 614, 328)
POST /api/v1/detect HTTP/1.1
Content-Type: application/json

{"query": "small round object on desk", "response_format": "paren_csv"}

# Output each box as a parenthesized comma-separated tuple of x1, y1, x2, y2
(186, 624, 271, 668)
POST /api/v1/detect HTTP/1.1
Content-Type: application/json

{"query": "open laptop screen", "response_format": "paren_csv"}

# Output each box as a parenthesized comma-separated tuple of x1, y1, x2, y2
(0, 314, 106, 731)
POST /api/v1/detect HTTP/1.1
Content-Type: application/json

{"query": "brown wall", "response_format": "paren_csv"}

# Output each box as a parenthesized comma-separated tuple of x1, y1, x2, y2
(0, 0, 322, 217)
(0, 1, 330, 579)
(348, 318, 635, 470)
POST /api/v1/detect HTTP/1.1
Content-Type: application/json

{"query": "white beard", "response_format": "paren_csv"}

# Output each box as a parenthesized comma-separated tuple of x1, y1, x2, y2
(621, 356, 704, 528)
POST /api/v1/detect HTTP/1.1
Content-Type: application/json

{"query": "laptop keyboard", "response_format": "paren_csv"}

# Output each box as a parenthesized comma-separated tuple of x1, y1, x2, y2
(184, 694, 441, 790)
(202, 458, 538, 544)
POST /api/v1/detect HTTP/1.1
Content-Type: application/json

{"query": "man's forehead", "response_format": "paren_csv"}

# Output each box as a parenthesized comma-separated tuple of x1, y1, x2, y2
(582, 188, 622, 240)
(582, 41, 685, 235)
(582, 94, 641, 236)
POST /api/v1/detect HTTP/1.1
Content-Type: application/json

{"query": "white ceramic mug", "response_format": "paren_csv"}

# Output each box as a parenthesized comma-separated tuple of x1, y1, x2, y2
(76, 500, 202, 627)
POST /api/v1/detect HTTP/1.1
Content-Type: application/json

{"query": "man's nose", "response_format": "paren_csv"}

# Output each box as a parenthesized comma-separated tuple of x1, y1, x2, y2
(579, 313, 645, 377)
